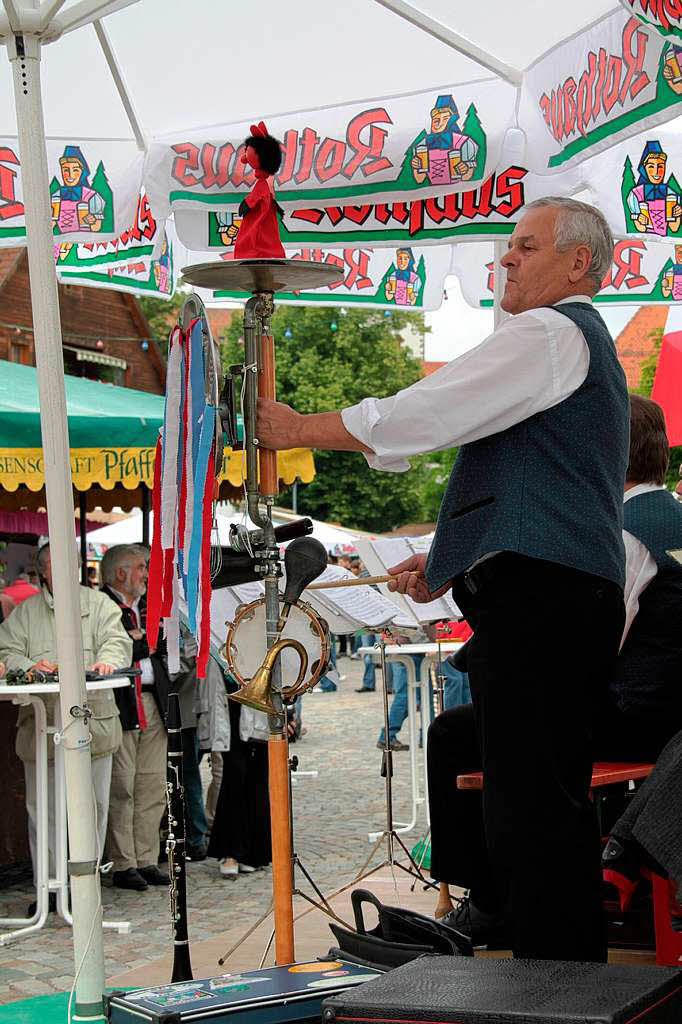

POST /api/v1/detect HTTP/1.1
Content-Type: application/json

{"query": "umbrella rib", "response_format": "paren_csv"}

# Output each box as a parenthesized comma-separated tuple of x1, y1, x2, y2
(372, 0, 522, 86)
(93, 17, 147, 151)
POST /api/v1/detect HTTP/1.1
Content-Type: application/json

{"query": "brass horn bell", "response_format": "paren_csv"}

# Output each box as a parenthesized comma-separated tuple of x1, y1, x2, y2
(228, 638, 308, 715)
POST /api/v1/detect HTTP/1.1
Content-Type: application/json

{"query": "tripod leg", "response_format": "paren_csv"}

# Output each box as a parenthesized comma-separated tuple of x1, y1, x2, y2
(354, 830, 387, 881)
(217, 901, 274, 966)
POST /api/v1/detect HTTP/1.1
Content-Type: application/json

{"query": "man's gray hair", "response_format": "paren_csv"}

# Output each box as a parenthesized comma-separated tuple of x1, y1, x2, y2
(524, 197, 614, 290)
(100, 544, 147, 586)
(36, 541, 81, 570)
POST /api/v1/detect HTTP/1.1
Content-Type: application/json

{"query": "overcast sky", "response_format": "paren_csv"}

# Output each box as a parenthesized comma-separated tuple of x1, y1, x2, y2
(424, 279, 638, 362)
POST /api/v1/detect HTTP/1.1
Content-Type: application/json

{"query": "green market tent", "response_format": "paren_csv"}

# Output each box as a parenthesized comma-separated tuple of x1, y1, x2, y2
(0, 360, 314, 512)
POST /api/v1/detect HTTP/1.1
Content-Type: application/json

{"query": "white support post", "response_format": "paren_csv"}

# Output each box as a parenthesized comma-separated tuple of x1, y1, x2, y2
(493, 239, 509, 330)
(7, 25, 106, 1021)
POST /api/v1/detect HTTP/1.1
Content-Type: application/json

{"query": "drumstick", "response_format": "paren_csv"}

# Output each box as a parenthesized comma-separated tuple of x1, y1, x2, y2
(306, 573, 413, 590)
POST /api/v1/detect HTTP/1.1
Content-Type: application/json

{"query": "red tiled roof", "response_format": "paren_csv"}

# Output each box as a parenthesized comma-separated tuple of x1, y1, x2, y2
(422, 360, 447, 376)
(614, 306, 668, 390)
(206, 308, 238, 337)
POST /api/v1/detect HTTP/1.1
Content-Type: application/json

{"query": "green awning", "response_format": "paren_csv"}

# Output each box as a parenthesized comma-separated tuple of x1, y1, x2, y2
(0, 359, 164, 449)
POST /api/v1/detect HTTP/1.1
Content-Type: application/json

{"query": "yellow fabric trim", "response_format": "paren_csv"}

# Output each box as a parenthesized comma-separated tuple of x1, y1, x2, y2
(0, 447, 315, 492)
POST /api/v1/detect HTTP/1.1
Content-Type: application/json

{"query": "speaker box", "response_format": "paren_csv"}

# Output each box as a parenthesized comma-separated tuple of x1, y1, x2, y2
(322, 955, 682, 1024)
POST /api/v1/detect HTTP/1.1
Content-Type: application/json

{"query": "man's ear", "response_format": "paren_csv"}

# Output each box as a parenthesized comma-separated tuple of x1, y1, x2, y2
(568, 243, 592, 283)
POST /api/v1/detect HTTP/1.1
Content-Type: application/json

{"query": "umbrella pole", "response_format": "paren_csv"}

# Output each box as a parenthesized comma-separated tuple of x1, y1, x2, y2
(7, 29, 106, 1019)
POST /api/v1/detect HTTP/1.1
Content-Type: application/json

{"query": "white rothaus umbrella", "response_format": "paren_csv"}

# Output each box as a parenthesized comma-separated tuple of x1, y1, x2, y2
(1, 1, 681, 1012)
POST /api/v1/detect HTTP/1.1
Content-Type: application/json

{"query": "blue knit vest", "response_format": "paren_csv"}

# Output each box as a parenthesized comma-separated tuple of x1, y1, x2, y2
(425, 302, 629, 589)
(614, 489, 682, 720)
(623, 489, 682, 570)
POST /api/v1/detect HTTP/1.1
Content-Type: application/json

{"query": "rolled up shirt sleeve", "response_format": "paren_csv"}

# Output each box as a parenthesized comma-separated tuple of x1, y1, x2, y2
(341, 305, 590, 472)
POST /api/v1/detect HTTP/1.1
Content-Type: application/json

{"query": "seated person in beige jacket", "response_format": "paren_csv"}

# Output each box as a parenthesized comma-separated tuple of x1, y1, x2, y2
(0, 542, 131, 907)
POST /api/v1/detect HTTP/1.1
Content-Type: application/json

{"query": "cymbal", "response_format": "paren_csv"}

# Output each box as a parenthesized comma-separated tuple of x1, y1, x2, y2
(181, 258, 344, 294)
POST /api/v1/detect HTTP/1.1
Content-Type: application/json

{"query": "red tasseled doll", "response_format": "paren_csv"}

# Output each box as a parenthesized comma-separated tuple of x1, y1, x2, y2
(233, 121, 286, 260)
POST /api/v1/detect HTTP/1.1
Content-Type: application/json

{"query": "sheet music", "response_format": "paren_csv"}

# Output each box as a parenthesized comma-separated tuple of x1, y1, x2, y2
(209, 565, 400, 641)
(303, 565, 400, 631)
(356, 536, 462, 625)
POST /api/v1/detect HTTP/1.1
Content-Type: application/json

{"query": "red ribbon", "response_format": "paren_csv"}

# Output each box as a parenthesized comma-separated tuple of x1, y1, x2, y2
(146, 436, 163, 651)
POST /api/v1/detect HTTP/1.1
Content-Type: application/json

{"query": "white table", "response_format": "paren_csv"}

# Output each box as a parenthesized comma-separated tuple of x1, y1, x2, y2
(0, 677, 132, 944)
(359, 641, 462, 840)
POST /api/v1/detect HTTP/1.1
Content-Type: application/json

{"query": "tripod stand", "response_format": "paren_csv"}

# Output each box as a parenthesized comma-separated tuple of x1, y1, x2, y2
(354, 634, 436, 890)
(217, 738, 354, 969)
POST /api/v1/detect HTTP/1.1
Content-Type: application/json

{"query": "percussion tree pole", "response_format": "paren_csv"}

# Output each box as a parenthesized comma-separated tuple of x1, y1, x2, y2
(182, 258, 343, 966)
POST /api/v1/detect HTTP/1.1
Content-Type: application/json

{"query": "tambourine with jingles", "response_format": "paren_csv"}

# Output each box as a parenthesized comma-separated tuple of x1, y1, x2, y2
(224, 596, 331, 702)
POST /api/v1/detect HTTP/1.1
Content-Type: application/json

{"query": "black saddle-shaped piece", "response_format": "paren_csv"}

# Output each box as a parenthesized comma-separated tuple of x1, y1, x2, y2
(328, 888, 472, 970)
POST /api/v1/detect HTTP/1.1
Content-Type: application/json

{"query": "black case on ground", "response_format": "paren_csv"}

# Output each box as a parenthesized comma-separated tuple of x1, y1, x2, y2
(105, 960, 381, 1024)
(321, 955, 682, 1024)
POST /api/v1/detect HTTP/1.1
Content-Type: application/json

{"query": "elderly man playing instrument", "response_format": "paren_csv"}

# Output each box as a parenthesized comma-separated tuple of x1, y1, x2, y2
(257, 198, 629, 963)
(0, 542, 131, 909)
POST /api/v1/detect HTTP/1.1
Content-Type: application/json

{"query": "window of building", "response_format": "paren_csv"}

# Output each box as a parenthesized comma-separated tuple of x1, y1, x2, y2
(62, 345, 127, 387)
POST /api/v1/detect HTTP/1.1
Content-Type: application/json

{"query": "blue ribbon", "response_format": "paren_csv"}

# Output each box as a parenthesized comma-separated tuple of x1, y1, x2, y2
(187, 406, 216, 633)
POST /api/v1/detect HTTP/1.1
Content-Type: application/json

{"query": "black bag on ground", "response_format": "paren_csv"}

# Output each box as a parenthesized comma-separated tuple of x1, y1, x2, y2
(328, 888, 472, 969)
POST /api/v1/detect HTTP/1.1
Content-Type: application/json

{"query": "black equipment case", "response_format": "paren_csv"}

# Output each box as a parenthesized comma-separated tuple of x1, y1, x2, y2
(321, 955, 682, 1024)
(105, 960, 381, 1024)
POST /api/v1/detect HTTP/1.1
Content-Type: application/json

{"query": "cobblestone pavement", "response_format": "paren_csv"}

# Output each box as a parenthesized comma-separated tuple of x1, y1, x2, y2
(0, 658, 431, 1004)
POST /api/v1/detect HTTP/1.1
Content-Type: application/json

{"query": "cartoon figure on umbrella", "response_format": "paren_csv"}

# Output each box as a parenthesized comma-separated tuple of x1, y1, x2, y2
(216, 211, 243, 248)
(385, 247, 420, 305)
(627, 141, 682, 237)
(662, 43, 682, 96)
(51, 146, 106, 234)
(152, 233, 171, 293)
(411, 94, 478, 187)
(661, 245, 682, 300)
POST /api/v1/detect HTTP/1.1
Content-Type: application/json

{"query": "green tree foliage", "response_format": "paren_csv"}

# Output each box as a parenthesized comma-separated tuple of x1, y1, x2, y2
(221, 306, 453, 531)
(462, 103, 486, 177)
(138, 291, 187, 359)
(635, 326, 682, 490)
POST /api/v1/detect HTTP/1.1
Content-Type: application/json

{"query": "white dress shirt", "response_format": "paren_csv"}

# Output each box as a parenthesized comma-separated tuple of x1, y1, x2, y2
(341, 296, 593, 472)
(110, 588, 155, 685)
(621, 483, 664, 649)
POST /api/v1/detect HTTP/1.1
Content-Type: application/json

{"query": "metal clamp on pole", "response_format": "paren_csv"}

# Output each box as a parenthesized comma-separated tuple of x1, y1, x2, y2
(68, 860, 99, 877)
(69, 703, 92, 724)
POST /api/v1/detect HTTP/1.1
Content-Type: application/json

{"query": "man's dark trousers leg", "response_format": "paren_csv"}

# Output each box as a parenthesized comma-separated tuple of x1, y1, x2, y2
(451, 553, 624, 962)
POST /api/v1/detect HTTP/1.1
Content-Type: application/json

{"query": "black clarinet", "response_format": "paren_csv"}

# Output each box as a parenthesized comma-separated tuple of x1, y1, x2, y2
(166, 687, 193, 982)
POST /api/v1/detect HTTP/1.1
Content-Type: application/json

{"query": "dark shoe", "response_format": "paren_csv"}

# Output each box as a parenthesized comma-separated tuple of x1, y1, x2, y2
(138, 864, 170, 886)
(112, 868, 149, 891)
(376, 738, 410, 751)
(355, 687, 375, 693)
(186, 843, 208, 862)
(441, 897, 510, 950)
(27, 892, 57, 916)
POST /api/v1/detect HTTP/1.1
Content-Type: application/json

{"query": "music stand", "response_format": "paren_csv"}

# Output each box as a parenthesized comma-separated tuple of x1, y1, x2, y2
(353, 634, 436, 889)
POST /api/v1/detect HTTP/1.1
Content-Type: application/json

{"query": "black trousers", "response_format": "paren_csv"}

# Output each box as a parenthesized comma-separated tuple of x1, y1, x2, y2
(428, 553, 626, 962)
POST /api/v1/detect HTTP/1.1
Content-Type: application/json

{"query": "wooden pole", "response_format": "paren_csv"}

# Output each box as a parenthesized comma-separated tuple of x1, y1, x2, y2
(268, 733, 295, 963)
(258, 330, 279, 497)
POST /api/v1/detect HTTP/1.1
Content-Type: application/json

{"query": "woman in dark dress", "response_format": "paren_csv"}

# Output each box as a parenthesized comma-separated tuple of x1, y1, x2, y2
(207, 677, 272, 879)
